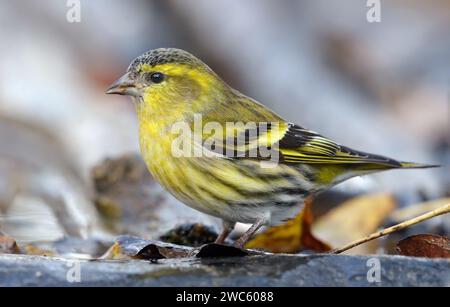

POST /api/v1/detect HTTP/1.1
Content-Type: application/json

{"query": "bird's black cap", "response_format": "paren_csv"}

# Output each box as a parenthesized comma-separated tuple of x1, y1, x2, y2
(128, 48, 201, 72)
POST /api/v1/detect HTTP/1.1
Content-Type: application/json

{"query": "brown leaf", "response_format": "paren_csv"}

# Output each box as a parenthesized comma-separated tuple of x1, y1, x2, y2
(397, 234, 450, 258)
(312, 192, 396, 254)
(23, 244, 56, 257)
(0, 235, 21, 254)
(301, 201, 331, 252)
(245, 197, 331, 253)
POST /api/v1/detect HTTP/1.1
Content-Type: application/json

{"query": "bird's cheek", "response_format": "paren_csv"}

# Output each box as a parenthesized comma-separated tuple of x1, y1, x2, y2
(140, 91, 153, 103)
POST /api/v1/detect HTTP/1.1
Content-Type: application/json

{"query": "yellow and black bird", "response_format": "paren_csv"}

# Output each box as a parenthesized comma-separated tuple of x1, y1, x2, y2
(107, 48, 436, 248)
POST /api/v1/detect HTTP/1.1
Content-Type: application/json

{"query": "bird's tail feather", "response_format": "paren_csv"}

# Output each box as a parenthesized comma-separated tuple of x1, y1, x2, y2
(353, 160, 439, 172)
(399, 162, 440, 169)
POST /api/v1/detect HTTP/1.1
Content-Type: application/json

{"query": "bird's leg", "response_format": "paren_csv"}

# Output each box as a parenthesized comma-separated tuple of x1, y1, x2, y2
(233, 218, 266, 249)
(215, 220, 236, 244)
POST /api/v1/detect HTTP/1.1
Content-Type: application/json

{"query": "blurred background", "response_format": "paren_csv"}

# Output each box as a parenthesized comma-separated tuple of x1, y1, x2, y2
(0, 0, 448, 253)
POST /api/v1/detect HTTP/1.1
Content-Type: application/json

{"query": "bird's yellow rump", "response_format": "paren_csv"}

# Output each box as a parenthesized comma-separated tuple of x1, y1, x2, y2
(107, 48, 437, 247)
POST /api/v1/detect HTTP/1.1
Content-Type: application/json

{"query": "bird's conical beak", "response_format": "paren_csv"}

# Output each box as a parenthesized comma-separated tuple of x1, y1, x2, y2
(106, 72, 139, 96)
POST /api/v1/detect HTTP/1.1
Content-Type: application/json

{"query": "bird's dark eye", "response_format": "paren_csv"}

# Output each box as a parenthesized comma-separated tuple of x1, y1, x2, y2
(148, 72, 165, 84)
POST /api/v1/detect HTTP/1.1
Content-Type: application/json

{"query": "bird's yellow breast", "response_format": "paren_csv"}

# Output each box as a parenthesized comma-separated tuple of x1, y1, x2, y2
(138, 115, 181, 189)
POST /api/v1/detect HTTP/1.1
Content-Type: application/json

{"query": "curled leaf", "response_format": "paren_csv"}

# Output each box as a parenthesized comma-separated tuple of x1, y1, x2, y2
(397, 234, 450, 258)
(0, 235, 21, 254)
(313, 192, 396, 254)
(246, 197, 330, 253)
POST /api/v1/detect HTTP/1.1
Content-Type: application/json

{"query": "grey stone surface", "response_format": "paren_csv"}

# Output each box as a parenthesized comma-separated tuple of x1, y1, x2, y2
(0, 253, 449, 287)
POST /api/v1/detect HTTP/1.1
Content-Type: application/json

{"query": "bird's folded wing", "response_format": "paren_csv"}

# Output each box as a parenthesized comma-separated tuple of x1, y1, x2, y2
(277, 123, 401, 166)
(200, 122, 401, 167)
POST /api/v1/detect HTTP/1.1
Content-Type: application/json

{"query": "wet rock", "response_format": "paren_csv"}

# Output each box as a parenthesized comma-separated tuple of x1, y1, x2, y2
(0, 253, 448, 287)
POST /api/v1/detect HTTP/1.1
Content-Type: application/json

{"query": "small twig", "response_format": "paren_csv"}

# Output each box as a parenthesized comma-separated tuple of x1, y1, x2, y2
(330, 203, 450, 254)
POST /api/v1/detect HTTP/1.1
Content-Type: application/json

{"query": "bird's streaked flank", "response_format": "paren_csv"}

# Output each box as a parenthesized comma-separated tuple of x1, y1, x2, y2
(107, 48, 437, 248)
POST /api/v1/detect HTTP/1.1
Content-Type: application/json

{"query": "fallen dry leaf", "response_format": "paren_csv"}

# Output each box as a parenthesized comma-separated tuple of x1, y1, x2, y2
(312, 192, 396, 254)
(397, 234, 450, 258)
(23, 244, 56, 257)
(245, 197, 330, 253)
(1, 232, 55, 256)
(0, 235, 21, 254)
